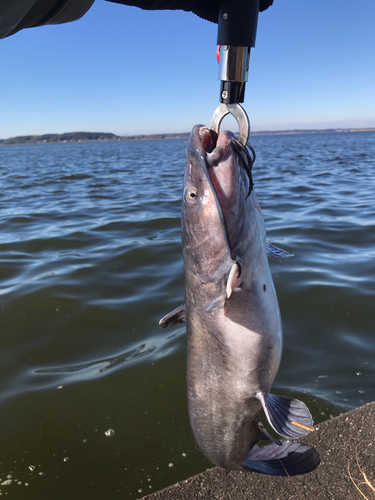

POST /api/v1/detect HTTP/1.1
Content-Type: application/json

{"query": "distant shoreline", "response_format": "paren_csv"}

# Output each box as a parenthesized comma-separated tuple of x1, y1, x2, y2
(1, 128, 374, 145)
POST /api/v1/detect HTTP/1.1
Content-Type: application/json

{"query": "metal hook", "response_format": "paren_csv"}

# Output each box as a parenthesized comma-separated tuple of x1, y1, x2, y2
(210, 103, 250, 146)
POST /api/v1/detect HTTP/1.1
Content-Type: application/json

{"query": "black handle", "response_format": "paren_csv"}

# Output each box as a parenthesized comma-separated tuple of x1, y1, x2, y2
(217, 0, 260, 47)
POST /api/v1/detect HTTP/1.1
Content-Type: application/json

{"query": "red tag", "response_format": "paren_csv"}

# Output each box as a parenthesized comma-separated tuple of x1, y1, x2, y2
(216, 45, 221, 64)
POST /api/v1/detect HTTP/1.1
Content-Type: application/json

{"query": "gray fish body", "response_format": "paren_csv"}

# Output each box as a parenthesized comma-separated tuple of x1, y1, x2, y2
(160, 125, 318, 475)
(183, 126, 281, 468)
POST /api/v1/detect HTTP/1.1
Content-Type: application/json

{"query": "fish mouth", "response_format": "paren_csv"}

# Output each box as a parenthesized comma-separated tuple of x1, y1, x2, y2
(198, 126, 255, 199)
(199, 126, 217, 154)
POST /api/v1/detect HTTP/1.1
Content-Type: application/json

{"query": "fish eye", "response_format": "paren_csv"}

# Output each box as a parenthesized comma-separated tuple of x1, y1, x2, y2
(184, 186, 198, 205)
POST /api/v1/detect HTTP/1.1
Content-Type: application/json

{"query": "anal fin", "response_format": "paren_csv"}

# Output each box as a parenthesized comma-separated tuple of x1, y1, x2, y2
(257, 392, 314, 439)
(242, 441, 320, 476)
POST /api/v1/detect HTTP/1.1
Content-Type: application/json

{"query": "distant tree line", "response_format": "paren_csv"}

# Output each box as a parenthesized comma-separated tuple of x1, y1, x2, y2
(0, 132, 119, 145)
(1, 129, 373, 145)
(0, 131, 191, 144)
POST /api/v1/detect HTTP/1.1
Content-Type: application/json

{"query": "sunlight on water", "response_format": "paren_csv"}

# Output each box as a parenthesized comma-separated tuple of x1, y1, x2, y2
(0, 132, 374, 499)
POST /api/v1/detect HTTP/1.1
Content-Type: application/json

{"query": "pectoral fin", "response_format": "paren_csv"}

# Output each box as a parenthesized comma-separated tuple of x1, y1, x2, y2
(266, 242, 294, 259)
(159, 304, 186, 328)
(257, 392, 314, 439)
(205, 261, 242, 312)
(226, 262, 241, 298)
(242, 441, 320, 476)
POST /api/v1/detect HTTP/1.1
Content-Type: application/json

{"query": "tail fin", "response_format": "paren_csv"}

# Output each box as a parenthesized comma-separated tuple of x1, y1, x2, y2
(242, 441, 320, 476)
(257, 392, 314, 439)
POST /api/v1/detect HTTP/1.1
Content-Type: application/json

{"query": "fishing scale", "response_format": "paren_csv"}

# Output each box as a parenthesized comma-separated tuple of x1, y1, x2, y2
(210, 0, 260, 146)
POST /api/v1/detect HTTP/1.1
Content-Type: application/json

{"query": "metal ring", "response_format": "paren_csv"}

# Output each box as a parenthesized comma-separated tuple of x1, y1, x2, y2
(210, 103, 250, 145)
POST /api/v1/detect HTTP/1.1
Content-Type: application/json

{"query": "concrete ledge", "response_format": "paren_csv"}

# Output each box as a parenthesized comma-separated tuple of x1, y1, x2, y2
(141, 401, 375, 500)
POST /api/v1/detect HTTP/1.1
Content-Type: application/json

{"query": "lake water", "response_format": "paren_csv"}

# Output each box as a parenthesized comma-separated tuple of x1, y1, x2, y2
(0, 131, 374, 499)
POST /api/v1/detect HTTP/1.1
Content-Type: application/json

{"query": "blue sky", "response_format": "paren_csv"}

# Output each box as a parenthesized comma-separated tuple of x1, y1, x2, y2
(1, 0, 375, 138)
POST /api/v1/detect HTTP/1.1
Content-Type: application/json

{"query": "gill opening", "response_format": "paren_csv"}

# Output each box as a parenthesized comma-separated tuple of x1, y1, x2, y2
(231, 138, 256, 198)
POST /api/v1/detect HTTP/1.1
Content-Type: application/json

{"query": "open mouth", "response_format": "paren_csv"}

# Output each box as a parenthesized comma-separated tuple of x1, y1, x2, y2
(199, 126, 217, 154)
